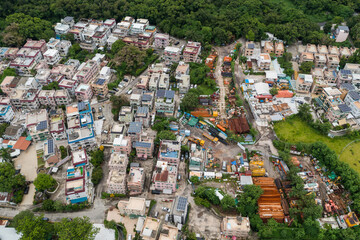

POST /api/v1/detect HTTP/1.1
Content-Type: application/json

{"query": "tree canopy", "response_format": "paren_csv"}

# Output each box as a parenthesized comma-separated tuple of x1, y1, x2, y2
(55, 217, 99, 240)
(34, 173, 57, 192)
(0, 162, 26, 192)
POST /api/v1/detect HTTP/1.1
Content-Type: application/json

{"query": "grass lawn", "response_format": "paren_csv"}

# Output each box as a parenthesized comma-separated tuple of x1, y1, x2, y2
(273, 116, 360, 173)
(197, 84, 217, 95)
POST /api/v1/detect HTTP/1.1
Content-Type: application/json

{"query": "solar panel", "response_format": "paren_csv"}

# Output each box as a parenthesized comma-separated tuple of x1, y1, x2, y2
(36, 120, 48, 131)
(96, 78, 105, 85)
(338, 104, 351, 113)
(78, 102, 86, 111)
(48, 139, 54, 154)
(176, 196, 188, 212)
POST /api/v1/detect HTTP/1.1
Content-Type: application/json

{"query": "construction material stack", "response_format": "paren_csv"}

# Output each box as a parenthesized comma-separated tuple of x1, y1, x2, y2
(253, 177, 285, 223)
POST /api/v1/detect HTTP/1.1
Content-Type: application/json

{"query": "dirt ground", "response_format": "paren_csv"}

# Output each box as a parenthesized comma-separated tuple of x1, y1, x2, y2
(188, 205, 221, 240)
(13, 144, 37, 180)
(13, 144, 38, 206)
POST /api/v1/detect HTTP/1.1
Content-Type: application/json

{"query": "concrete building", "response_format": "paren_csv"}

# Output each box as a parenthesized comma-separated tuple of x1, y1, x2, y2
(113, 134, 132, 154)
(335, 26, 349, 42)
(10, 89, 40, 110)
(109, 152, 128, 172)
(118, 197, 146, 216)
(23, 39, 47, 53)
(135, 106, 150, 127)
(314, 53, 326, 68)
(59, 79, 78, 95)
(155, 90, 175, 115)
(130, 90, 143, 108)
(158, 140, 181, 166)
(72, 149, 88, 167)
(164, 47, 181, 65)
(149, 73, 160, 91)
(67, 127, 96, 150)
(26, 109, 50, 142)
(296, 74, 313, 94)
(141, 91, 155, 110)
(75, 60, 99, 84)
(337, 69, 353, 87)
(159, 225, 178, 240)
(327, 54, 340, 69)
(106, 170, 127, 194)
(127, 121, 142, 143)
(91, 78, 109, 96)
(134, 137, 154, 159)
(0, 105, 14, 123)
(244, 41, 255, 57)
(128, 167, 145, 195)
(140, 217, 160, 240)
(43, 49, 61, 65)
(152, 160, 177, 193)
(49, 109, 67, 140)
(183, 41, 201, 63)
(300, 52, 314, 63)
(3, 125, 25, 140)
(221, 216, 250, 239)
(118, 106, 134, 124)
(171, 196, 189, 225)
(137, 75, 150, 90)
(257, 53, 271, 70)
(344, 63, 360, 74)
(75, 84, 93, 101)
(154, 33, 169, 48)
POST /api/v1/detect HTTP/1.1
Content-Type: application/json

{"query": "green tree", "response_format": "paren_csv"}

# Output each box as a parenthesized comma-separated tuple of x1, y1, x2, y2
(111, 39, 126, 55)
(270, 88, 279, 96)
(34, 173, 57, 192)
(90, 149, 104, 167)
(0, 148, 11, 162)
(91, 166, 103, 185)
(13, 210, 54, 240)
(180, 92, 199, 112)
(42, 81, 59, 90)
(298, 103, 313, 122)
(246, 30, 255, 41)
(237, 185, 263, 216)
(0, 162, 26, 192)
(220, 195, 236, 211)
(55, 217, 99, 240)
(156, 130, 176, 143)
(299, 61, 314, 74)
(59, 146, 68, 159)
(0, 68, 16, 83)
(190, 176, 200, 185)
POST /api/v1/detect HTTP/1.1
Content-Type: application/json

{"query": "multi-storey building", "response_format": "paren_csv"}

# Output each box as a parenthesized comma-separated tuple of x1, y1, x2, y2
(155, 90, 175, 115)
(257, 53, 271, 70)
(221, 217, 251, 239)
(118, 106, 134, 124)
(26, 109, 50, 142)
(43, 49, 61, 65)
(128, 167, 145, 195)
(163, 47, 181, 65)
(183, 41, 201, 63)
(75, 83, 93, 101)
(75, 60, 99, 84)
(113, 134, 132, 154)
(127, 121, 142, 143)
(153, 33, 169, 48)
(335, 26, 349, 42)
(0, 105, 14, 123)
(158, 140, 181, 166)
(49, 109, 67, 140)
(296, 74, 313, 94)
(134, 106, 150, 127)
(152, 160, 177, 193)
(10, 89, 40, 110)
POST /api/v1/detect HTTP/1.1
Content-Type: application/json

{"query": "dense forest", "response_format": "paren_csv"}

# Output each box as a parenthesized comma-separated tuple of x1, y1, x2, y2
(1, 0, 360, 45)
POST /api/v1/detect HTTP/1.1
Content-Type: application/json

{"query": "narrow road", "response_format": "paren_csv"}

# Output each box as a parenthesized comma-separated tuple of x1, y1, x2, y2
(214, 52, 226, 118)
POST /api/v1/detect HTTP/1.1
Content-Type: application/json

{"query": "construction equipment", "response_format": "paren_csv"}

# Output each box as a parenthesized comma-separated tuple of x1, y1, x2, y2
(216, 124, 226, 132)
(202, 133, 218, 143)
(187, 137, 205, 146)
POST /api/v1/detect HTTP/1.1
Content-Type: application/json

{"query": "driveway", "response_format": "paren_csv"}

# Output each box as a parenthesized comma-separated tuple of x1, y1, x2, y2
(13, 144, 37, 181)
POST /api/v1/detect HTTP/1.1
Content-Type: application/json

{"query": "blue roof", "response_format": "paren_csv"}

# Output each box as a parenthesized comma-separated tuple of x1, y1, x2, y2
(128, 122, 142, 133)
(70, 196, 87, 204)
(134, 141, 152, 148)
(47, 139, 54, 154)
(161, 151, 178, 158)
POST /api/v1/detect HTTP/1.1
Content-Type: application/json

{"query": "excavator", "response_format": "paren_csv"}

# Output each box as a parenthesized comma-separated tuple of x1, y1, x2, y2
(187, 137, 205, 146)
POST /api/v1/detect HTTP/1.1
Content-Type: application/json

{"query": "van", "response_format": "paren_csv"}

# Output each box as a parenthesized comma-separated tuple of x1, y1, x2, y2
(154, 211, 159, 218)
(127, 234, 132, 240)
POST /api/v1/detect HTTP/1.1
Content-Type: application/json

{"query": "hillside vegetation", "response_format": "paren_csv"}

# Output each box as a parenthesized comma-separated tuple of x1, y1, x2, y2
(1, 0, 360, 46)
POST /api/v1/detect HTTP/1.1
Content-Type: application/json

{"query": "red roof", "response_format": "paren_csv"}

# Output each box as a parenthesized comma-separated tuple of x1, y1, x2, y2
(276, 90, 294, 98)
(13, 137, 31, 151)
(2, 140, 9, 144)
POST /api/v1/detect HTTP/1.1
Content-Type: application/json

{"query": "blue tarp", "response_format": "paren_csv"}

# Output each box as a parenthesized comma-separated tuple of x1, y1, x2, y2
(70, 197, 87, 204)
(231, 161, 237, 165)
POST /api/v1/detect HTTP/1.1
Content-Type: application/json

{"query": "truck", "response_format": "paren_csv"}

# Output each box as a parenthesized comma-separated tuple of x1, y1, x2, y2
(202, 132, 218, 143)
(216, 124, 226, 132)
(188, 137, 205, 146)
(222, 161, 227, 171)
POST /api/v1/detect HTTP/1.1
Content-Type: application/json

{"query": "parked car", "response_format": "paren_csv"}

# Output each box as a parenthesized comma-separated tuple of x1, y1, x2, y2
(99, 107, 102, 112)
(24, 186, 29, 194)
(92, 108, 96, 113)
(42, 217, 50, 221)
(175, 41, 180, 45)
(98, 116, 104, 119)
(152, 189, 161, 194)
(154, 211, 159, 218)
(113, 88, 119, 92)
(127, 89, 133, 95)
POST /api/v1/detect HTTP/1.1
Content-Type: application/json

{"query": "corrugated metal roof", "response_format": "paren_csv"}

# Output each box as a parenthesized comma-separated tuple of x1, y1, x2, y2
(348, 91, 360, 101)
(136, 106, 149, 115)
(338, 104, 351, 113)
(128, 122, 142, 133)
(134, 141, 151, 148)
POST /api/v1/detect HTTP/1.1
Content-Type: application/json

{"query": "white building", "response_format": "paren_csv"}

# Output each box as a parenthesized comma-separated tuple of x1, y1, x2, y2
(43, 49, 61, 65)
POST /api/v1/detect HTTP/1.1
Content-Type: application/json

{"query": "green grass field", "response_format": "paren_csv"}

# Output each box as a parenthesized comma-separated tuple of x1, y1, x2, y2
(273, 116, 360, 173)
